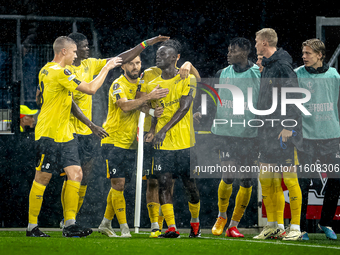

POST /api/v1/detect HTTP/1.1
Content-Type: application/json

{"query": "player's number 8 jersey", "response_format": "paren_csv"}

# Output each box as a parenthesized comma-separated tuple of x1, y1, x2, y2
(35, 62, 80, 143)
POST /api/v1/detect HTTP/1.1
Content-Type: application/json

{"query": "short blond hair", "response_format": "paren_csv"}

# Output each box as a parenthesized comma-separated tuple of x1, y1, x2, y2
(256, 28, 278, 47)
(53, 36, 76, 54)
(302, 38, 326, 61)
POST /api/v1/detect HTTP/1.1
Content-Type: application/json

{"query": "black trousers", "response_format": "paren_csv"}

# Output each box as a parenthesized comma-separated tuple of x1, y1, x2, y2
(298, 138, 340, 229)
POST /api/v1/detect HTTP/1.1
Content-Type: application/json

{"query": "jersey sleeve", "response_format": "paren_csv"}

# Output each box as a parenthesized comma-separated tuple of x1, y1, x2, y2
(138, 72, 147, 93)
(139, 71, 155, 93)
(58, 68, 81, 92)
(110, 82, 127, 104)
(91, 58, 107, 76)
(182, 75, 197, 98)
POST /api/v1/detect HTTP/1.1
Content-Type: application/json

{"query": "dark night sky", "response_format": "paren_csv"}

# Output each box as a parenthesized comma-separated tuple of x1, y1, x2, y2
(1, 0, 340, 76)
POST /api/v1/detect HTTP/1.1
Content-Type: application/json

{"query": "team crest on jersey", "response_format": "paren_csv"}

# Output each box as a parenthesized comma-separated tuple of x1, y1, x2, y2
(64, 69, 72, 76)
(113, 83, 120, 90)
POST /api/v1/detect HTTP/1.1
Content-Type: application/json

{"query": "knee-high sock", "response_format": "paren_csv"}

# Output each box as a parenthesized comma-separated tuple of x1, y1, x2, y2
(64, 180, 81, 222)
(218, 180, 233, 214)
(283, 172, 302, 226)
(188, 201, 200, 222)
(147, 202, 160, 224)
(61, 180, 67, 219)
(76, 185, 87, 215)
(231, 186, 252, 222)
(111, 188, 127, 225)
(104, 188, 115, 220)
(273, 173, 285, 225)
(161, 204, 176, 227)
(259, 170, 275, 223)
(28, 180, 46, 224)
(158, 206, 165, 231)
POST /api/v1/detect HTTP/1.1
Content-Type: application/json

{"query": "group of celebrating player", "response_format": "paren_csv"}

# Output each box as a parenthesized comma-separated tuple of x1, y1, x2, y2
(25, 27, 340, 241)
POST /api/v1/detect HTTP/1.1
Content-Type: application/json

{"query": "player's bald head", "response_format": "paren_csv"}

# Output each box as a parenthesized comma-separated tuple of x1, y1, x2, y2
(53, 36, 76, 54)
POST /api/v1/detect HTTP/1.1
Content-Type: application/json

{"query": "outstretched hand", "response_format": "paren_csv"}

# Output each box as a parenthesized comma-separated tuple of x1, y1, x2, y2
(90, 125, 109, 139)
(178, 61, 192, 79)
(148, 85, 169, 100)
(145, 35, 170, 46)
(106, 57, 123, 70)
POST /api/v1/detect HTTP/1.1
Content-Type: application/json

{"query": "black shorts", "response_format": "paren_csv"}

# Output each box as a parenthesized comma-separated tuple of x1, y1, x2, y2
(76, 134, 95, 165)
(259, 141, 298, 166)
(213, 135, 259, 165)
(142, 139, 156, 179)
(153, 148, 196, 179)
(102, 144, 136, 182)
(35, 137, 80, 175)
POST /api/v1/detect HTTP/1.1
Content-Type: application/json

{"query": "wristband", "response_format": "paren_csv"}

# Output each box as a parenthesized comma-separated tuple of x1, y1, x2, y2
(149, 109, 155, 117)
(140, 41, 148, 49)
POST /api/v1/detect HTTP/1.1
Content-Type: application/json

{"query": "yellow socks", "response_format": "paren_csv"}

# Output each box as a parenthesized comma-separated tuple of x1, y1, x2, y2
(218, 180, 233, 216)
(61, 182, 87, 219)
(111, 188, 127, 225)
(28, 180, 46, 224)
(104, 188, 115, 220)
(77, 185, 87, 215)
(273, 173, 284, 225)
(64, 180, 81, 223)
(188, 201, 200, 222)
(161, 204, 176, 227)
(231, 186, 252, 222)
(158, 206, 165, 231)
(259, 170, 275, 222)
(147, 202, 160, 224)
(61, 180, 67, 219)
(283, 172, 302, 226)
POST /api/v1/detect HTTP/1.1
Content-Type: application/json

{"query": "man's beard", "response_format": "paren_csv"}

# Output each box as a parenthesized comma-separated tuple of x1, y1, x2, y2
(126, 69, 140, 80)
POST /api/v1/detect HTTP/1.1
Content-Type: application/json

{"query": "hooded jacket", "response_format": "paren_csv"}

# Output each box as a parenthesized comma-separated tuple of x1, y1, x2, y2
(257, 48, 303, 151)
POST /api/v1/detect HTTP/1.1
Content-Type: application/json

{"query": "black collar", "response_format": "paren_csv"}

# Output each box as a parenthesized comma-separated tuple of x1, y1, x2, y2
(232, 61, 253, 73)
(305, 62, 329, 74)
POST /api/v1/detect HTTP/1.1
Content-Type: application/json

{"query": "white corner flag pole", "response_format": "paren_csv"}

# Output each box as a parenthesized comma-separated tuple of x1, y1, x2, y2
(134, 112, 145, 233)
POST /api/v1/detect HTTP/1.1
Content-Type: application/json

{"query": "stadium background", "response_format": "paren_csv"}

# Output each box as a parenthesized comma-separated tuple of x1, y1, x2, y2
(0, 0, 340, 232)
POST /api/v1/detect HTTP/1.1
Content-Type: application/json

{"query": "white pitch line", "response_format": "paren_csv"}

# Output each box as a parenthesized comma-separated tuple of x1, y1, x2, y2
(200, 236, 340, 250)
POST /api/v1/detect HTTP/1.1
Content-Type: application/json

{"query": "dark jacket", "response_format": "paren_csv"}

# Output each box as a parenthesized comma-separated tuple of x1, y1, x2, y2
(257, 48, 303, 151)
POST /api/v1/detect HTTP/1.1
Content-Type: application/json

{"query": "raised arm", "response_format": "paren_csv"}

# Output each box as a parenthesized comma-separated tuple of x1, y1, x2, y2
(107, 35, 170, 64)
(178, 61, 201, 82)
(117, 85, 169, 113)
(76, 57, 122, 95)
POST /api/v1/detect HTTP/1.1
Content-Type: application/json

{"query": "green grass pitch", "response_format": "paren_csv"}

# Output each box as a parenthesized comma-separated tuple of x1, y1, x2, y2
(0, 231, 339, 255)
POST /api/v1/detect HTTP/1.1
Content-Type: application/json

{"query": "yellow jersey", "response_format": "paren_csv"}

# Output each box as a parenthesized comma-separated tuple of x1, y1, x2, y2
(68, 58, 107, 135)
(35, 62, 81, 143)
(101, 75, 140, 149)
(146, 74, 196, 150)
(138, 66, 162, 132)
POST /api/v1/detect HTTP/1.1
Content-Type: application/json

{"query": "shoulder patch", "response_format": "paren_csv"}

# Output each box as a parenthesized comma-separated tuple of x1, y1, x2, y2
(113, 83, 120, 90)
(64, 69, 72, 76)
